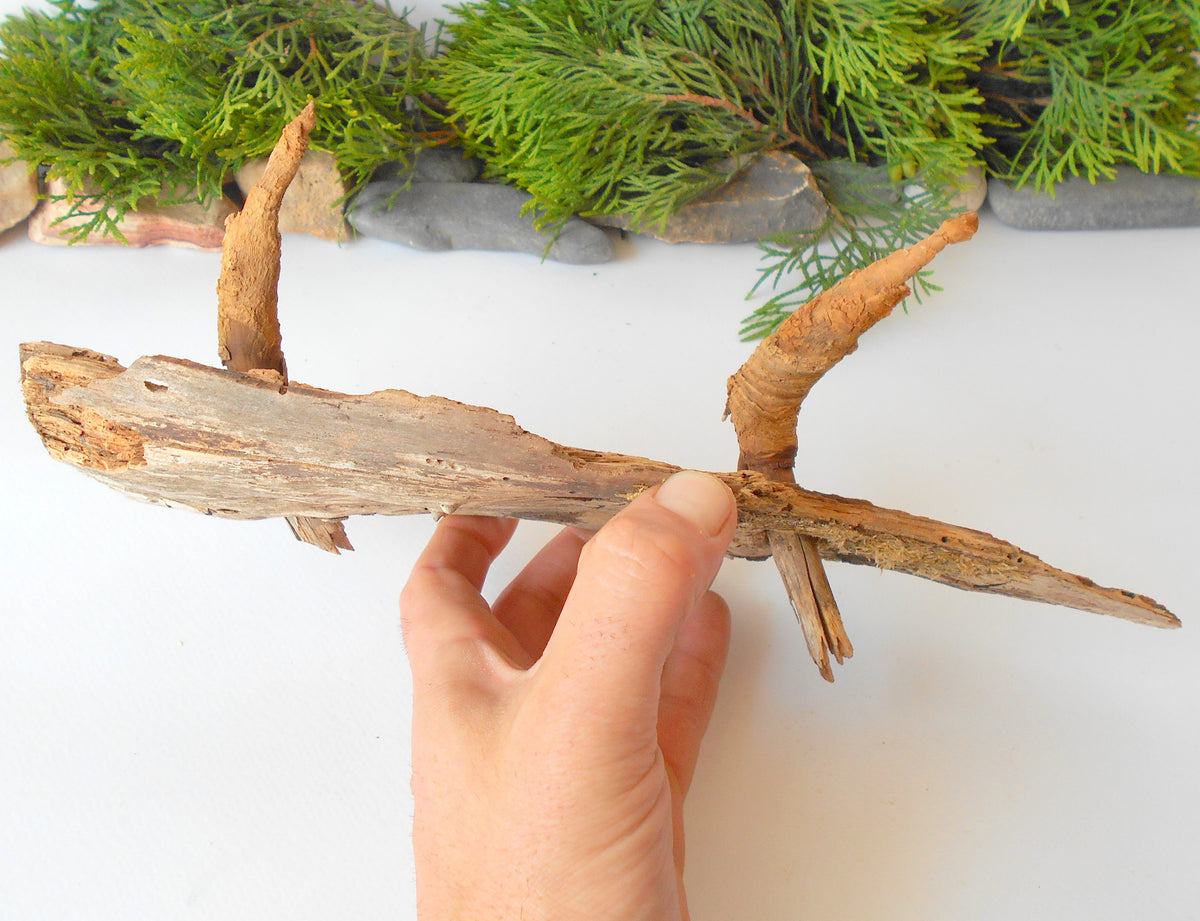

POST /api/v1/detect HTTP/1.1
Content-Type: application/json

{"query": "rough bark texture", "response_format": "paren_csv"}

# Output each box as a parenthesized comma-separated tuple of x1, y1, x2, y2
(768, 529, 853, 680)
(17, 115, 1179, 679)
(20, 340, 1179, 631)
(234, 148, 349, 242)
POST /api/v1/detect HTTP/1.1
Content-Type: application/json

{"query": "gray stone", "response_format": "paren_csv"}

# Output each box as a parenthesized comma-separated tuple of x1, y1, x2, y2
(348, 180, 614, 264)
(813, 159, 901, 207)
(235, 149, 349, 240)
(0, 142, 39, 234)
(987, 167, 1200, 230)
(591, 150, 828, 244)
(371, 146, 483, 184)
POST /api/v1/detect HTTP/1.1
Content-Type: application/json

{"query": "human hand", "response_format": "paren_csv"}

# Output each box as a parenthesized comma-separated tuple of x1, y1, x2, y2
(399, 470, 737, 921)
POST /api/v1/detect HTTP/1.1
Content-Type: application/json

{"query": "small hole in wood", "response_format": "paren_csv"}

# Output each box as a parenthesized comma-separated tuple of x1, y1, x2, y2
(144, 380, 168, 393)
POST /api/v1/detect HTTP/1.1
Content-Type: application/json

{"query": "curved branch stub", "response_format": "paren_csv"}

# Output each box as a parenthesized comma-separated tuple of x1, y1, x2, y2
(726, 212, 979, 474)
(216, 101, 317, 378)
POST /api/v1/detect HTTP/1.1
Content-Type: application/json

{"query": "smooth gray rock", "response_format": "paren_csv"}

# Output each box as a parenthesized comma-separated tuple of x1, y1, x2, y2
(592, 150, 828, 243)
(812, 159, 901, 207)
(987, 167, 1200, 230)
(348, 180, 614, 264)
(371, 146, 483, 184)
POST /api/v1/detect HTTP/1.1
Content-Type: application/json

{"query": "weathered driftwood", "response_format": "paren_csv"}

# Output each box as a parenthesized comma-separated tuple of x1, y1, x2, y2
(20, 340, 1177, 631)
(17, 108, 1180, 683)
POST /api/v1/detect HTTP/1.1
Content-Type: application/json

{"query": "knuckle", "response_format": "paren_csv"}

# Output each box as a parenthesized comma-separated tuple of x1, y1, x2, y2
(397, 567, 438, 637)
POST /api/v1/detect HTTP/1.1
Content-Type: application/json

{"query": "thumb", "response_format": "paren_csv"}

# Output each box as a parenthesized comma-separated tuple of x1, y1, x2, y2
(533, 470, 736, 737)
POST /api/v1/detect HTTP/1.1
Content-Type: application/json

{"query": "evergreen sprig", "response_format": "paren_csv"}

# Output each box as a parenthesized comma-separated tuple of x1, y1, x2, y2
(960, 0, 1200, 189)
(0, 0, 426, 241)
(796, 0, 989, 184)
(432, 0, 791, 229)
(434, 0, 990, 229)
(741, 161, 957, 340)
(747, 0, 1200, 337)
(1, 0, 1198, 339)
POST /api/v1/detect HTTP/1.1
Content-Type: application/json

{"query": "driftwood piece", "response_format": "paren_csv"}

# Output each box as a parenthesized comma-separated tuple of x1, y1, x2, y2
(20, 340, 1178, 631)
(726, 214, 979, 474)
(726, 212, 979, 678)
(16, 110, 1180, 680)
(768, 529, 851, 678)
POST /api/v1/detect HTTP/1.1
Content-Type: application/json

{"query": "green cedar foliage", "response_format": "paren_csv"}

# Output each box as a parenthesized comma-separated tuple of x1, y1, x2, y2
(1, 0, 1197, 336)
(438, 0, 1200, 337)
(0, 0, 426, 241)
(958, 0, 1200, 189)
(434, 0, 989, 229)
(432, 0, 790, 230)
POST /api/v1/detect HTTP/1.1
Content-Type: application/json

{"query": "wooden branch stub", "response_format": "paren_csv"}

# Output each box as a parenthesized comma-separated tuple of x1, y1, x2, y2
(216, 101, 315, 377)
(20, 340, 1179, 632)
(18, 100, 1178, 684)
(769, 530, 853, 681)
(726, 212, 979, 474)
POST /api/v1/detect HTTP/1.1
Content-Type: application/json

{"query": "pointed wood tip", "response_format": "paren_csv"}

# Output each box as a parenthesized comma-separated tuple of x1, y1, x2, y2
(297, 99, 317, 129)
(245, 101, 318, 211)
(768, 530, 853, 681)
(941, 210, 979, 243)
(1017, 565, 1179, 629)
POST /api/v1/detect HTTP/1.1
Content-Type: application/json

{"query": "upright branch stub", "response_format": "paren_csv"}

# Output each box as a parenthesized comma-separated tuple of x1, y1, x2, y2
(726, 212, 979, 679)
(216, 100, 317, 379)
(214, 101, 352, 554)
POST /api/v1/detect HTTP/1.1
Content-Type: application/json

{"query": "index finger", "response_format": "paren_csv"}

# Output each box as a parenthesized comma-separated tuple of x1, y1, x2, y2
(399, 515, 527, 678)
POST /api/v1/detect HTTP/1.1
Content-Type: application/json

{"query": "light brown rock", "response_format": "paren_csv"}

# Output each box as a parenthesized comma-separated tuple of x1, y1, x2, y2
(0, 142, 39, 234)
(948, 165, 987, 212)
(30, 177, 236, 249)
(235, 149, 349, 241)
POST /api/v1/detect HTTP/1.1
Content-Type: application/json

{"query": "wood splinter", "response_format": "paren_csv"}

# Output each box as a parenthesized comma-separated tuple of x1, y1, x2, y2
(18, 112, 1180, 681)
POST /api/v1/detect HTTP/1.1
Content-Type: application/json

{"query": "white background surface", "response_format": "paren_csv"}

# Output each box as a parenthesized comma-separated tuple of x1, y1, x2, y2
(3, 3, 1200, 919)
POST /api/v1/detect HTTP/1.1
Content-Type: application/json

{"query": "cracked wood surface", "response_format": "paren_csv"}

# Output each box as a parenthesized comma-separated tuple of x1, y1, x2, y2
(21, 340, 1178, 630)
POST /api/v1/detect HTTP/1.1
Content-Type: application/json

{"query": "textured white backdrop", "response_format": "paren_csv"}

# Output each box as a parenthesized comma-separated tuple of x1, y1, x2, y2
(3, 3, 1199, 919)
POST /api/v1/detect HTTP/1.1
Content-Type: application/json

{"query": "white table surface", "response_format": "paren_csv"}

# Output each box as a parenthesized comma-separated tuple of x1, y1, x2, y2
(3, 6, 1200, 919)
